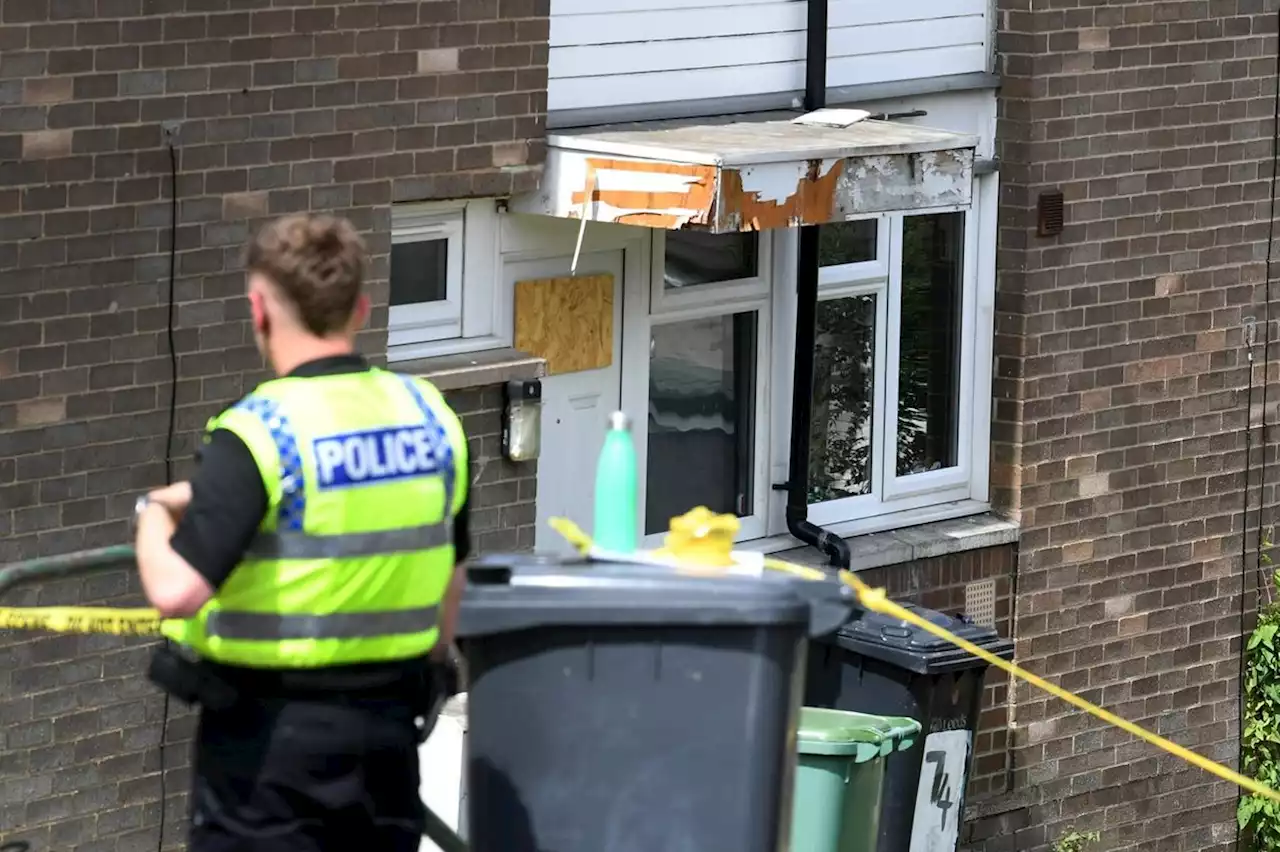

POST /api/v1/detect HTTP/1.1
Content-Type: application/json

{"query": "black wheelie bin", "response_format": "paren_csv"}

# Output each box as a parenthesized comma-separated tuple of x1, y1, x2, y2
(456, 553, 856, 852)
(804, 604, 1015, 852)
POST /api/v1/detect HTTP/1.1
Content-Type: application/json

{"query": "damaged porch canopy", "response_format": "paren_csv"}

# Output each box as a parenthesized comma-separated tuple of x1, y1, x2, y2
(513, 111, 978, 232)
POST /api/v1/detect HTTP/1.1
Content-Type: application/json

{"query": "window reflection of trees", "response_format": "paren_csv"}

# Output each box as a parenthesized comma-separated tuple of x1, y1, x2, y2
(809, 295, 875, 503)
(818, 220, 876, 267)
(806, 213, 963, 502)
(897, 214, 962, 477)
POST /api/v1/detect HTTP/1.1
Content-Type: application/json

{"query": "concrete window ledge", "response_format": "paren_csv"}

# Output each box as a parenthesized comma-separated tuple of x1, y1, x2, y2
(399, 348, 546, 392)
(778, 512, 1019, 573)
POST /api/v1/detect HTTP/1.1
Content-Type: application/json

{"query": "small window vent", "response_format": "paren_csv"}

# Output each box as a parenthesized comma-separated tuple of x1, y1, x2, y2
(1037, 190, 1065, 237)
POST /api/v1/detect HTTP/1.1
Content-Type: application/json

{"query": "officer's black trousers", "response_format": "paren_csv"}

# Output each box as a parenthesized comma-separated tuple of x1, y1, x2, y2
(189, 697, 425, 852)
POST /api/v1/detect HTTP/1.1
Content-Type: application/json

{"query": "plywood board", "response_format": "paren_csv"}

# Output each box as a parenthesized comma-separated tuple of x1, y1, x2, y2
(514, 274, 613, 375)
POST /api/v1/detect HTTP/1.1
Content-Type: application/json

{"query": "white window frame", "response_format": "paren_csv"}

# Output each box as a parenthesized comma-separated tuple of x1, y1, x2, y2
(387, 199, 501, 362)
(882, 208, 979, 501)
(650, 229, 772, 313)
(817, 216, 890, 289)
(805, 274, 890, 522)
(767, 177, 995, 535)
(388, 210, 463, 344)
(628, 229, 774, 545)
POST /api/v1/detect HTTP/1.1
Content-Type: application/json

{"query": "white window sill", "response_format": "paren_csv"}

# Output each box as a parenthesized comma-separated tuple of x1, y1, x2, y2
(739, 501, 1019, 572)
(399, 348, 546, 392)
(388, 334, 511, 364)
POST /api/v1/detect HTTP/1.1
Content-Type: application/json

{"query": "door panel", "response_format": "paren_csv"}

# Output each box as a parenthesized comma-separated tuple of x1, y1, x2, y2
(505, 251, 625, 554)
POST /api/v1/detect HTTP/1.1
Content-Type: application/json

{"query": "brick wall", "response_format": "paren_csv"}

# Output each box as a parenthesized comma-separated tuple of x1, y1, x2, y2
(860, 545, 1018, 806)
(0, 569, 192, 850)
(446, 385, 538, 554)
(989, 1, 1277, 849)
(0, 1, 548, 848)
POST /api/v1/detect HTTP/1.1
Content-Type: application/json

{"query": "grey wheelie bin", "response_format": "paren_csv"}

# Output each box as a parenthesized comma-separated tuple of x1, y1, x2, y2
(456, 553, 856, 852)
(803, 605, 1015, 852)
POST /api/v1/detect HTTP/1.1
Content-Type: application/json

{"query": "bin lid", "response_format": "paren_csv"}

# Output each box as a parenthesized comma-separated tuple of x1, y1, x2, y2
(796, 707, 922, 762)
(826, 604, 1016, 675)
(459, 554, 853, 638)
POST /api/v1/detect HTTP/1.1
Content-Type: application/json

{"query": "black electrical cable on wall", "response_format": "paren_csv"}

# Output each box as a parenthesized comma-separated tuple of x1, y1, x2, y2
(156, 138, 179, 852)
(164, 146, 179, 482)
(1238, 302, 1260, 838)
(1237, 10, 1280, 845)
(1252, 9, 1280, 611)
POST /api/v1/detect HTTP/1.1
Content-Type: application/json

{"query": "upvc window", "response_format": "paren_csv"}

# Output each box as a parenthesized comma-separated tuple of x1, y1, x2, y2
(639, 206, 989, 544)
(802, 209, 981, 528)
(643, 230, 773, 542)
(387, 199, 500, 362)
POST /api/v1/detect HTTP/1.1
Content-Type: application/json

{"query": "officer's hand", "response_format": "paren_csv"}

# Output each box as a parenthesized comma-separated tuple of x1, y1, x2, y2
(148, 482, 193, 519)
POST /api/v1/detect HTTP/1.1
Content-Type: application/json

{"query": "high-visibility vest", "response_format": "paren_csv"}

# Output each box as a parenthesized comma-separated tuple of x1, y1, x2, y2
(161, 368, 468, 669)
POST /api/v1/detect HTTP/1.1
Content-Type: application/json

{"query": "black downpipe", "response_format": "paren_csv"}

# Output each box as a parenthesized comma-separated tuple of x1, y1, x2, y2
(786, 0, 851, 569)
(803, 0, 826, 111)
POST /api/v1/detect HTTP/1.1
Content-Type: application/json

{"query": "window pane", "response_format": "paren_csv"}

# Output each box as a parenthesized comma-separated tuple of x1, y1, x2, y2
(390, 239, 448, 306)
(809, 295, 876, 502)
(897, 212, 964, 477)
(820, 219, 877, 267)
(664, 231, 758, 290)
(646, 312, 757, 534)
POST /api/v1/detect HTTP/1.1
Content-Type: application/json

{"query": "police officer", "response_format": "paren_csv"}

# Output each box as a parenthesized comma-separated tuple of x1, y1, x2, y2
(133, 213, 469, 852)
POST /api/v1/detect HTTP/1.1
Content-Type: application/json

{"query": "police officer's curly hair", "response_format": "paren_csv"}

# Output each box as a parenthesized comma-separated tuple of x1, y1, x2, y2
(244, 214, 368, 337)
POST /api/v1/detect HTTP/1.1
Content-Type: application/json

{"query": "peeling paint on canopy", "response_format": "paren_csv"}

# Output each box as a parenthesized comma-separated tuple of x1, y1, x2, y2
(568, 159, 718, 229)
(512, 114, 979, 233)
(720, 158, 846, 231)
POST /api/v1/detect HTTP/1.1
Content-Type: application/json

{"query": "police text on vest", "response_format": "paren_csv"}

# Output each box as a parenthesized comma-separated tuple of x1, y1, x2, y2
(313, 426, 445, 489)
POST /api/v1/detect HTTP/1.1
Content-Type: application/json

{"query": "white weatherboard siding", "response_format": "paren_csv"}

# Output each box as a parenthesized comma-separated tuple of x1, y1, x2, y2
(548, 0, 991, 115)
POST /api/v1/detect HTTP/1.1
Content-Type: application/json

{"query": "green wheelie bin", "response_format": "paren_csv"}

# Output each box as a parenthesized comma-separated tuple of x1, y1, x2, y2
(791, 707, 922, 852)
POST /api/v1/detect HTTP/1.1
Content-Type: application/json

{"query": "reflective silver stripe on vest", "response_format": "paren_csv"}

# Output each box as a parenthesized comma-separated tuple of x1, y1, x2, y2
(206, 606, 440, 640)
(243, 521, 453, 561)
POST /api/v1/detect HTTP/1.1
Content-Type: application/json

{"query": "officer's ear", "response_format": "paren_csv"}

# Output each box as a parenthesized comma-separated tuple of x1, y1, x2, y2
(248, 288, 269, 336)
(348, 293, 371, 333)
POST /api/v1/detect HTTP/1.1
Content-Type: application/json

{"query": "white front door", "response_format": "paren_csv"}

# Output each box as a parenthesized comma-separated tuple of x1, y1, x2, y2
(505, 250, 625, 554)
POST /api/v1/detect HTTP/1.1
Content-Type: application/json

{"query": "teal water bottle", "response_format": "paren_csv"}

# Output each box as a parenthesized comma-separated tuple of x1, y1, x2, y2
(593, 411, 638, 553)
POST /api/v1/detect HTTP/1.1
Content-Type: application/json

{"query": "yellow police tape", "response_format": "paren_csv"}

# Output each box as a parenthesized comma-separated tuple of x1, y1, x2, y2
(764, 558, 1280, 805)
(0, 606, 163, 636)
(3, 518, 1277, 806)
(549, 511, 1280, 805)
